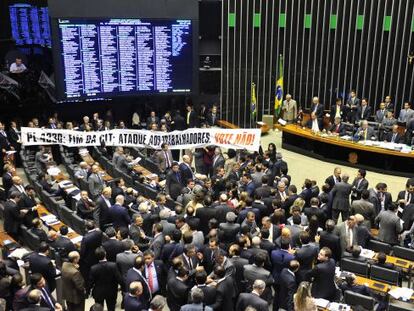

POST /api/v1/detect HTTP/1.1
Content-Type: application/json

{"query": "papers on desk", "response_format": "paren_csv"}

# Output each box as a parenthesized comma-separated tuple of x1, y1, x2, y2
(129, 157, 142, 166)
(360, 248, 376, 259)
(40, 214, 60, 226)
(314, 298, 330, 308)
(58, 180, 73, 189)
(72, 192, 81, 201)
(8, 248, 30, 259)
(340, 135, 353, 141)
(79, 148, 89, 156)
(388, 287, 414, 300)
(71, 235, 83, 244)
(327, 303, 351, 311)
(47, 167, 61, 176)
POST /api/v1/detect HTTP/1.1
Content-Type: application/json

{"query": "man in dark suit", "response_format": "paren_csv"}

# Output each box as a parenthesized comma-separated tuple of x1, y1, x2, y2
(210, 266, 235, 311)
(76, 190, 96, 220)
(61, 251, 86, 311)
(166, 267, 189, 311)
(165, 162, 184, 201)
(49, 226, 76, 260)
(20, 289, 51, 311)
(350, 169, 369, 201)
(236, 279, 268, 311)
(143, 250, 166, 296)
(178, 244, 199, 275)
(206, 105, 219, 127)
(107, 195, 131, 230)
(2, 164, 14, 194)
(28, 242, 57, 293)
(356, 98, 372, 122)
(271, 239, 295, 282)
(308, 247, 336, 300)
(218, 212, 240, 248)
(331, 173, 352, 222)
(319, 220, 341, 263)
(304, 197, 326, 229)
(146, 111, 160, 129)
(186, 105, 198, 128)
(124, 281, 144, 311)
(295, 231, 318, 283)
(325, 167, 342, 193)
(94, 187, 112, 230)
(179, 155, 195, 186)
(330, 117, 347, 136)
(0, 122, 12, 170)
(310, 96, 324, 120)
(4, 192, 25, 238)
(172, 110, 186, 130)
(330, 98, 346, 123)
(125, 256, 152, 309)
(385, 124, 402, 143)
(275, 260, 299, 311)
(192, 271, 217, 306)
(102, 227, 125, 262)
(195, 205, 217, 236)
(80, 221, 103, 283)
(88, 247, 124, 311)
(345, 90, 361, 123)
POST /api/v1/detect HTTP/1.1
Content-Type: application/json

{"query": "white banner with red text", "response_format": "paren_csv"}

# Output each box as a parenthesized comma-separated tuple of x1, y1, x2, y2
(20, 127, 262, 151)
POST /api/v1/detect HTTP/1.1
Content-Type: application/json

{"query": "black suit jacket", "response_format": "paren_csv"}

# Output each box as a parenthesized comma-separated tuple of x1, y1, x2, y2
(143, 260, 166, 293)
(211, 276, 235, 311)
(325, 175, 341, 192)
(319, 231, 341, 262)
(311, 103, 324, 119)
(49, 236, 76, 258)
(295, 244, 318, 282)
(179, 163, 194, 186)
(195, 207, 217, 235)
(385, 132, 402, 143)
(28, 253, 57, 292)
(76, 199, 95, 219)
(2, 172, 13, 194)
(218, 222, 240, 246)
(89, 261, 124, 299)
(186, 110, 198, 128)
(356, 105, 372, 121)
(80, 229, 103, 277)
(330, 105, 345, 122)
(206, 112, 219, 126)
(330, 123, 346, 136)
(125, 268, 151, 308)
(95, 196, 111, 229)
(236, 292, 268, 311)
(4, 199, 23, 235)
(123, 293, 144, 311)
(276, 268, 297, 311)
(102, 238, 125, 262)
(166, 277, 189, 311)
(309, 258, 336, 300)
(165, 171, 184, 200)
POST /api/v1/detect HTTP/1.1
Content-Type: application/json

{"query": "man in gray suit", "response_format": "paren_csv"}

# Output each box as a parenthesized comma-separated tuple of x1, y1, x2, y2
(159, 209, 176, 237)
(332, 173, 352, 222)
(354, 120, 377, 141)
(149, 223, 165, 259)
(375, 204, 403, 245)
(375, 102, 387, 123)
(88, 165, 105, 198)
(212, 147, 225, 174)
(251, 164, 265, 188)
(74, 161, 89, 181)
(351, 190, 375, 228)
(116, 239, 141, 280)
(398, 102, 414, 124)
(281, 94, 298, 123)
(334, 215, 358, 255)
(243, 252, 274, 304)
(154, 143, 173, 173)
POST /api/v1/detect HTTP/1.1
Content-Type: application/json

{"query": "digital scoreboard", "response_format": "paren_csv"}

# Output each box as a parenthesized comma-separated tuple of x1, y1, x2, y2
(57, 18, 193, 99)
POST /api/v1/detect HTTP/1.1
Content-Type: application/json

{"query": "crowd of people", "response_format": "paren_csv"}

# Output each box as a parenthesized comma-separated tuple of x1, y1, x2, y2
(0, 109, 413, 311)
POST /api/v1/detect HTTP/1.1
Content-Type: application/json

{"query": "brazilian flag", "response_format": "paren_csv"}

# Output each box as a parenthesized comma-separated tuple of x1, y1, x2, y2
(274, 55, 283, 119)
(251, 82, 257, 121)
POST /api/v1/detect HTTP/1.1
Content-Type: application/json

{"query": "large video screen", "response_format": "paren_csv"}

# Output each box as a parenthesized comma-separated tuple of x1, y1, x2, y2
(9, 3, 51, 47)
(57, 18, 193, 99)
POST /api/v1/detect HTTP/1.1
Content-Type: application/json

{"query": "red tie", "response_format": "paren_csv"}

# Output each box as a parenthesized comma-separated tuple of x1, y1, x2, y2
(336, 125, 340, 133)
(147, 265, 154, 293)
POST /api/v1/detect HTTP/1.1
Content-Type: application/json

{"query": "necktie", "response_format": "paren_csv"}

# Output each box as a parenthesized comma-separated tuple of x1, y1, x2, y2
(41, 288, 54, 310)
(164, 151, 170, 168)
(336, 125, 340, 133)
(147, 265, 154, 293)
(392, 134, 396, 143)
(362, 107, 365, 118)
(188, 257, 193, 270)
(364, 129, 367, 140)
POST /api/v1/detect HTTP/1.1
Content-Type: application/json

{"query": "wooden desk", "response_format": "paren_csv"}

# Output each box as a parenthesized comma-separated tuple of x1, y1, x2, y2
(355, 275, 414, 301)
(218, 119, 269, 134)
(36, 205, 80, 242)
(0, 231, 17, 248)
(80, 153, 113, 182)
(133, 164, 152, 177)
(276, 124, 414, 177)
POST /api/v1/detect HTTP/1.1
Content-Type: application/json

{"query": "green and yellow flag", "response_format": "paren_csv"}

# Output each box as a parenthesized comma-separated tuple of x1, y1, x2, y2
(251, 82, 257, 121)
(274, 55, 283, 119)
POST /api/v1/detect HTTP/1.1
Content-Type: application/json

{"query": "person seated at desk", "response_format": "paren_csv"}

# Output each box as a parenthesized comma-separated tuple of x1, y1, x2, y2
(9, 57, 27, 74)
(381, 111, 397, 127)
(37, 172, 61, 197)
(398, 102, 414, 124)
(343, 246, 367, 262)
(354, 120, 377, 141)
(329, 98, 346, 123)
(355, 98, 372, 123)
(370, 252, 394, 270)
(329, 117, 346, 136)
(384, 125, 402, 144)
(76, 190, 96, 220)
(375, 102, 387, 123)
(306, 112, 323, 133)
(339, 274, 370, 296)
(29, 218, 48, 242)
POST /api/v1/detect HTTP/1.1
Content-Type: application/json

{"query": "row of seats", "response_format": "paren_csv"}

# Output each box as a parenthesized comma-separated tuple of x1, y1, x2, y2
(367, 239, 414, 261)
(343, 290, 412, 311)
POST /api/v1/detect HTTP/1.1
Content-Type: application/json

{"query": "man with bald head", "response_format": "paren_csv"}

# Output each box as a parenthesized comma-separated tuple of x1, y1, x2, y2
(179, 154, 195, 185)
(354, 120, 377, 141)
(108, 195, 131, 230)
(311, 96, 324, 120)
(62, 251, 86, 311)
(124, 281, 144, 311)
(282, 94, 298, 123)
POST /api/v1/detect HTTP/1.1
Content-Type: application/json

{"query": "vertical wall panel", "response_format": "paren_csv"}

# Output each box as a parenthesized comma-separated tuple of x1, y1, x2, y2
(221, 0, 414, 127)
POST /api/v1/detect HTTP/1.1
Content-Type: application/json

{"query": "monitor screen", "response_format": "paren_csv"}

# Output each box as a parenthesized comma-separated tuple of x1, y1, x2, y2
(9, 3, 51, 47)
(56, 18, 193, 99)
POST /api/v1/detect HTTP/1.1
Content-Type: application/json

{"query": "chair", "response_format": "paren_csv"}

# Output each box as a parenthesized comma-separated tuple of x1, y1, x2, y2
(392, 246, 414, 262)
(70, 213, 86, 235)
(344, 290, 375, 311)
(59, 205, 75, 228)
(20, 225, 40, 250)
(341, 258, 369, 277)
(370, 265, 399, 286)
(367, 239, 392, 254)
(388, 302, 414, 311)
